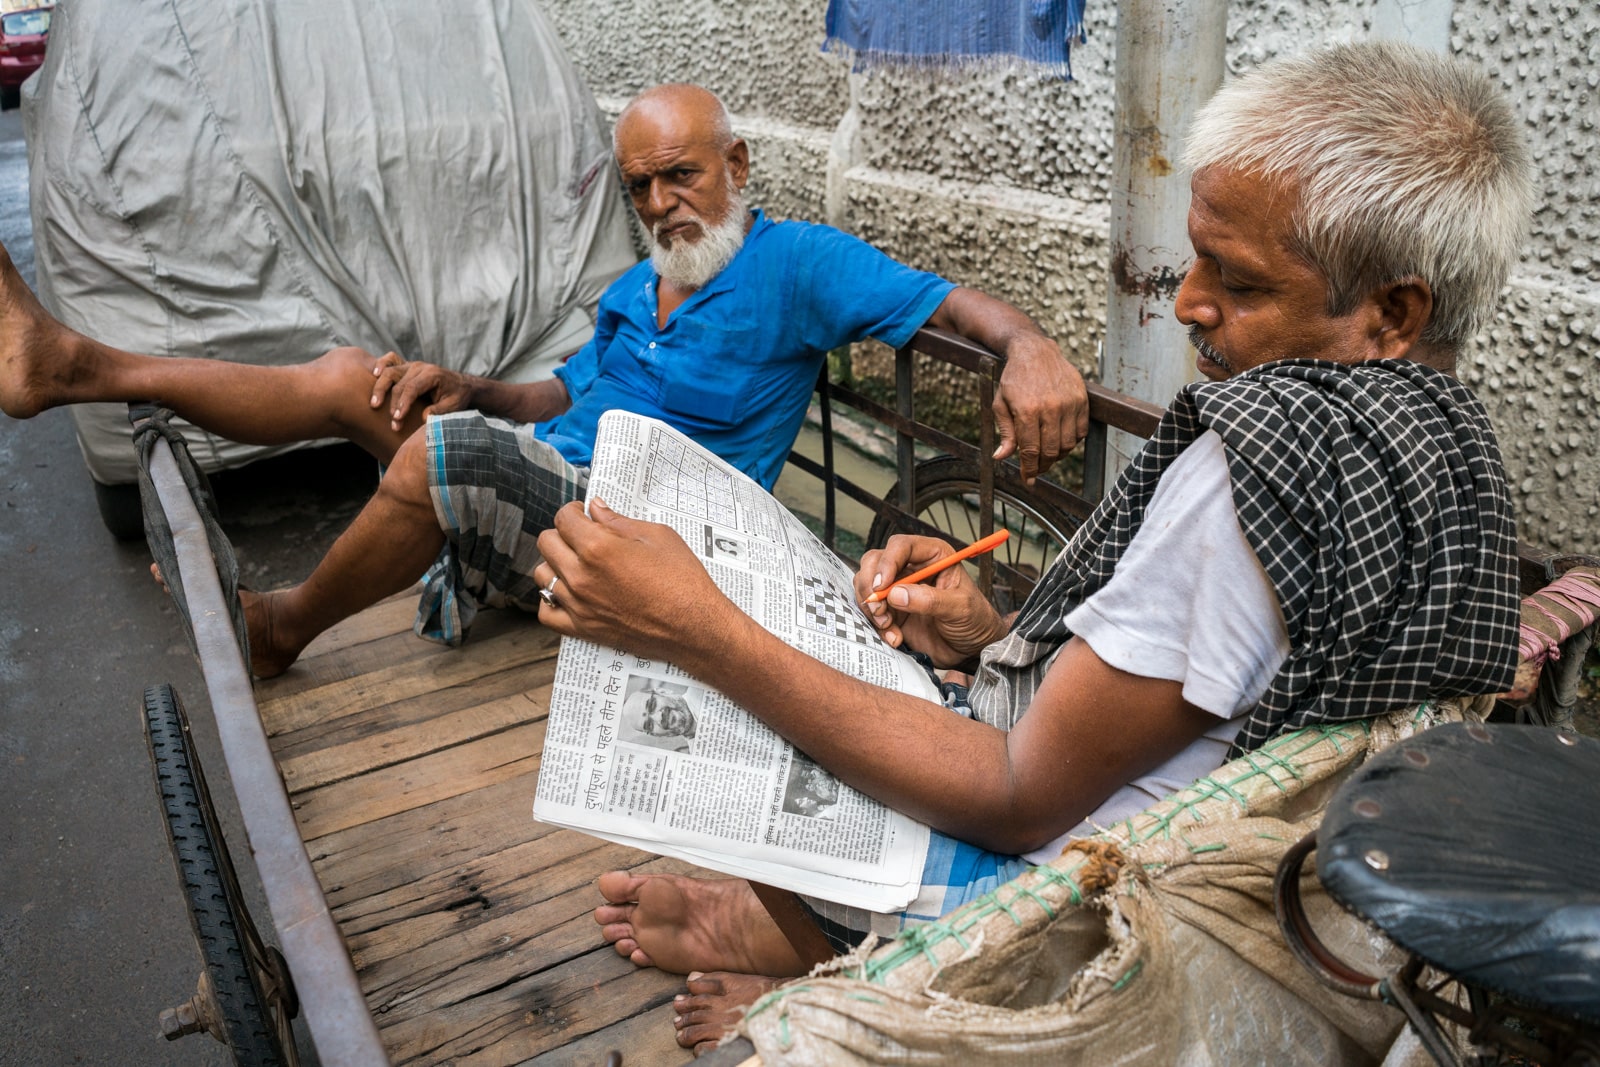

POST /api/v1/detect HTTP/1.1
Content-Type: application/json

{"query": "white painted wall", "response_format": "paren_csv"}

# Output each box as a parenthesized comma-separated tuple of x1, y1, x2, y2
(539, 0, 1600, 553)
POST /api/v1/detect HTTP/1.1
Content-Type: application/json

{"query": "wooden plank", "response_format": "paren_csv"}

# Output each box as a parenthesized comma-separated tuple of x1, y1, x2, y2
(255, 594, 423, 702)
(292, 721, 545, 840)
(536, 999, 690, 1066)
(338, 841, 698, 985)
(299, 590, 422, 657)
(278, 676, 553, 793)
(347, 843, 674, 1018)
(336, 829, 621, 947)
(381, 945, 688, 1067)
(266, 625, 447, 702)
(260, 623, 559, 738)
(271, 648, 554, 758)
(259, 602, 552, 705)
(261, 620, 555, 737)
(306, 773, 564, 909)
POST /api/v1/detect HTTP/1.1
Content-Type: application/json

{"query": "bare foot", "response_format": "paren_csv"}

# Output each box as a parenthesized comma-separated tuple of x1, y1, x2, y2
(674, 971, 779, 1056)
(149, 563, 304, 678)
(0, 240, 85, 420)
(240, 588, 307, 678)
(594, 871, 809, 978)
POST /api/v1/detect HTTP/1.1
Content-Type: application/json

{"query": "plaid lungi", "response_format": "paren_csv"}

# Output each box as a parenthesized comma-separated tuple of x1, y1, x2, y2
(415, 412, 588, 645)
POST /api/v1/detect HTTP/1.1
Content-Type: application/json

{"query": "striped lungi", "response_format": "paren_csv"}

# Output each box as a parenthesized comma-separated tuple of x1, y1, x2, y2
(801, 835, 1033, 953)
(415, 411, 588, 645)
(797, 673, 1032, 952)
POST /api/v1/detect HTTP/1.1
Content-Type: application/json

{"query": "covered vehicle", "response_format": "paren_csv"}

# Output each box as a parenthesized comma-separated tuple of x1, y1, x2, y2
(23, 0, 637, 536)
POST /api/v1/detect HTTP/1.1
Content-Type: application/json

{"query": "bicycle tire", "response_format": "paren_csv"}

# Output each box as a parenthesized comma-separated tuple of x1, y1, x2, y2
(867, 456, 1080, 614)
(144, 683, 298, 1067)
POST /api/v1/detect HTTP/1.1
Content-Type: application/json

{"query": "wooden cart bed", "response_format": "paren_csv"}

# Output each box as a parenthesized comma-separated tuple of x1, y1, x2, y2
(143, 332, 1164, 1065)
(255, 590, 699, 1066)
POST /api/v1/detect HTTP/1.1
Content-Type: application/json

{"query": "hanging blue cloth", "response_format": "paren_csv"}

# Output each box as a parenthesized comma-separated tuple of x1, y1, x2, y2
(823, 0, 1088, 77)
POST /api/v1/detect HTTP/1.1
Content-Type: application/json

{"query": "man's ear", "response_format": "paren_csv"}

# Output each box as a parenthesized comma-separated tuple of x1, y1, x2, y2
(726, 138, 750, 189)
(1370, 277, 1434, 359)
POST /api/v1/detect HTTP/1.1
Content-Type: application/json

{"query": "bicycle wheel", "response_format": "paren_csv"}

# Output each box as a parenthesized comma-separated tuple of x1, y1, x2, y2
(144, 683, 299, 1067)
(866, 456, 1080, 614)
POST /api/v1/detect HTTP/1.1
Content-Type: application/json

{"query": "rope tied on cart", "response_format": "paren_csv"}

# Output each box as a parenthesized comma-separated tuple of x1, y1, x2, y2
(131, 403, 251, 665)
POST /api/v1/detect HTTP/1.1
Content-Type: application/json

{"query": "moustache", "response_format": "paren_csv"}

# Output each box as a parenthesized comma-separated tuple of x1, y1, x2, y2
(1187, 326, 1232, 372)
(653, 213, 705, 244)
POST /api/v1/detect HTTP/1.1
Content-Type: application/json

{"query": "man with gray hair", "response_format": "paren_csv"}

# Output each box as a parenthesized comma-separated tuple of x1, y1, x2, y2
(540, 42, 1532, 1053)
(0, 82, 1087, 677)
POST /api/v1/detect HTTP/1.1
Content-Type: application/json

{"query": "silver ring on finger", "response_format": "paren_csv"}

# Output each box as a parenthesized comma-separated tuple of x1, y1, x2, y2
(539, 575, 560, 606)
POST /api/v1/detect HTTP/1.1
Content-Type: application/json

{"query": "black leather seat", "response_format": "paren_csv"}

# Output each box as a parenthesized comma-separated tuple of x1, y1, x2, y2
(1316, 722, 1600, 1025)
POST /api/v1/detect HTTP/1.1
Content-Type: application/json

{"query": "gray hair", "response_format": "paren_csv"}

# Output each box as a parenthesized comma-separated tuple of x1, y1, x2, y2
(613, 83, 737, 155)
(1185, 42, 1533, 350)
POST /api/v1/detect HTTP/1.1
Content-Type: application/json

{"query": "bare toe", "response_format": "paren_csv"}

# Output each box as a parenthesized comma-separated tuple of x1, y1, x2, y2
(672, 971, 777, 1053)
(598, 870, 646, 904)
(675, 1008, 734, 1052)
(612, 935, 656, 967)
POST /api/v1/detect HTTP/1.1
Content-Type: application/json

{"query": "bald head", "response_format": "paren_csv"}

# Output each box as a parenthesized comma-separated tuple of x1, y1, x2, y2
(613, 83, 736, 156)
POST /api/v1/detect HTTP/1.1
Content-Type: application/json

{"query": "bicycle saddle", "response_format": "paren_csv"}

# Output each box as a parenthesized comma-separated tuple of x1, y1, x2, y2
(1315, 721, 1600, 1025)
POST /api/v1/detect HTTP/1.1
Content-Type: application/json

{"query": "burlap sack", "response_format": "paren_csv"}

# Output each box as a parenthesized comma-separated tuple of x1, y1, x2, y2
(738, 701, 1486, 1065)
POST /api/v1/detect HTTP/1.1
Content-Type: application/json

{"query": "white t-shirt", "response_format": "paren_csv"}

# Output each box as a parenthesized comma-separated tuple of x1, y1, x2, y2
(1024, 430, 1291, 863)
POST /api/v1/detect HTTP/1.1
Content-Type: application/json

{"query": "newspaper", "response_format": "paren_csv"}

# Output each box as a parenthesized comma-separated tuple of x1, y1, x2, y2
(533, 412, 936, 911)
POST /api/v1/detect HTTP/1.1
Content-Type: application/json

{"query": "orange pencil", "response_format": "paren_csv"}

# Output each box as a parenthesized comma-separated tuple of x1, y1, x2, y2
(864, 529, 1010, 604)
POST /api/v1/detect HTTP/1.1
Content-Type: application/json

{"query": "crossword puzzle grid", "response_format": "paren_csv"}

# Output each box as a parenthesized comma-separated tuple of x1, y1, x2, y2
(643, 431, 738, 525)
(797, 576, 874, 645)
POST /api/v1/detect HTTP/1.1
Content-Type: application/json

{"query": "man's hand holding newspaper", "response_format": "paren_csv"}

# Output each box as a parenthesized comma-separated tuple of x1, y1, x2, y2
(531, 412, 936, 911)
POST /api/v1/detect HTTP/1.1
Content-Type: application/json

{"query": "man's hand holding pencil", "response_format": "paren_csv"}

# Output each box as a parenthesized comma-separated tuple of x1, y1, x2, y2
(856, 532, 1013, 668)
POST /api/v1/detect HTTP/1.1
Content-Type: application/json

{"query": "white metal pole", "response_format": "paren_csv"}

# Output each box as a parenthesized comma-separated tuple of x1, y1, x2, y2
(1102, 0, 1227, 476)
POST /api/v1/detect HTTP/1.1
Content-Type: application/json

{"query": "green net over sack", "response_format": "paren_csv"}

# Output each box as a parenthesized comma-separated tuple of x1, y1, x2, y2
(737, 701, 1486, 1066)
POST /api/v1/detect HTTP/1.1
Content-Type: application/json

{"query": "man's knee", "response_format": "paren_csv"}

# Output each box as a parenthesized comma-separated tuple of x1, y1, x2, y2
(306, 346, 416, 458)
(309, 346, 380, 390)
(379, 431, 436, 513)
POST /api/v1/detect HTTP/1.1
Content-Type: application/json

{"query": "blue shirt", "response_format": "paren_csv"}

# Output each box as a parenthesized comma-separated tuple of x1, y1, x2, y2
(539, 210, 955, 489)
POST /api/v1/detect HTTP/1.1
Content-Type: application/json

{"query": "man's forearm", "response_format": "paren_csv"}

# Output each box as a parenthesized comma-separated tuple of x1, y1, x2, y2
(673, 604, 1026, 844)
(924, 286, 1088, 480)
(927, 287, 1050, 362)
(472, 377, 571, 424)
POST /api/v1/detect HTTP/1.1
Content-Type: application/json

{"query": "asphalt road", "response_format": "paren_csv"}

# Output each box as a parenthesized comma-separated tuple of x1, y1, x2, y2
(0, 106, 372, 1066)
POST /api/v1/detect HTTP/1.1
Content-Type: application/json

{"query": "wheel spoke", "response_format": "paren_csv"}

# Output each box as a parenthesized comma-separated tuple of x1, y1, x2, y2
(867, 457, 1078, 616)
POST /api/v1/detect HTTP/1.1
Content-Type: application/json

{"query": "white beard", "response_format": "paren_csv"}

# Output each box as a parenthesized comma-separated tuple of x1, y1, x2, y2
(650, 190, 748, 290)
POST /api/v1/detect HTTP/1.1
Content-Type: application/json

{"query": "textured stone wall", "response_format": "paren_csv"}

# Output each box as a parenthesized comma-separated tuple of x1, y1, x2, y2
(1453, 1, 1600, 552)
(538, 0, 1600, 552)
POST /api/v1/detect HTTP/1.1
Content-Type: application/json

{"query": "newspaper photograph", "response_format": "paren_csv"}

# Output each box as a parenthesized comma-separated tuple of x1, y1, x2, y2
(533, 411, 937, 911)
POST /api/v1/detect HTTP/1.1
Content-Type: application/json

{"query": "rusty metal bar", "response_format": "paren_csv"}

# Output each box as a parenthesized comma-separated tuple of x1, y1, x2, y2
(894, 344, 916, 517)
(1081, 423, 1107, 503)
(816, 365, 838, 547)
(793, 327, 1167, 575)
(144, 438, 390, 1066)
(977, 347, 997, 595)
(1086, 385, 1165, 439)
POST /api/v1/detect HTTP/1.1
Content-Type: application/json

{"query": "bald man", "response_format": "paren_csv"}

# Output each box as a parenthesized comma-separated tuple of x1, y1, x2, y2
(0, 83, 1086, 677)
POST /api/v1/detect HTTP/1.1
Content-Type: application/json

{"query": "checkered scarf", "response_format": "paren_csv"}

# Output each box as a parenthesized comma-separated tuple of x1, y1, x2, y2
(982, 359, 1520, 753)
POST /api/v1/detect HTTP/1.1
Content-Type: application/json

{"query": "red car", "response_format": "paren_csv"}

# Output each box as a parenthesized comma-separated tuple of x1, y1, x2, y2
(0, 6, 50, 111)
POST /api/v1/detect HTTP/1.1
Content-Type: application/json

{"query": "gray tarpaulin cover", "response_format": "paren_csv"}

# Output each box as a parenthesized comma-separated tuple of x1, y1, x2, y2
(24, 0, 637, 483)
